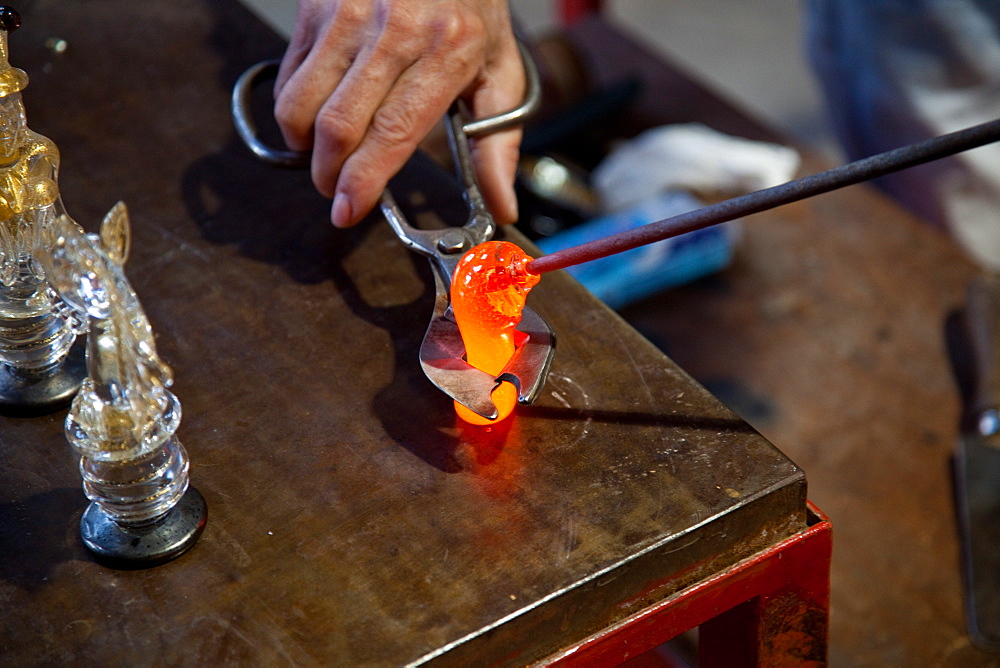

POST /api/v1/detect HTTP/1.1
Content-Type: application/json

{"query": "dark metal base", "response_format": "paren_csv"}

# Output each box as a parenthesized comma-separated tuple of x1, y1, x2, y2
(0, 338, 87, 416)
(80, 486, 208, 569)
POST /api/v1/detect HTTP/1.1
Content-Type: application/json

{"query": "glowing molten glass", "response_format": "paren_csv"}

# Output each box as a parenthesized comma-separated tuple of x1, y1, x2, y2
(452, 241, 540, 424)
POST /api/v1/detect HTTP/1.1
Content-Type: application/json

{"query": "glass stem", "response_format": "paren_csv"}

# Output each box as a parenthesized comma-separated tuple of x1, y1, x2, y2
(79, 434, 190, 527)
(0, 278, 75, 377)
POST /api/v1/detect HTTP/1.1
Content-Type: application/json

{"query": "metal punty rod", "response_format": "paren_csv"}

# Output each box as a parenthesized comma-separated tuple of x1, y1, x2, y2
(526, 117, 1000, 275)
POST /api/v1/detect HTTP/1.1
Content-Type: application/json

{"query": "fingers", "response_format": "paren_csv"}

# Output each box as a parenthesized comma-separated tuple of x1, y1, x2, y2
(466, 36, 526, 225)
(274, 0, 322, 90)
(325, 45, 479, 226)
(470, 126, 523, 225)
(309, 40, 418, 202)
(274, 1, 371, 152)
(313, 10, 488, 226)
(273, 0, 527, 228)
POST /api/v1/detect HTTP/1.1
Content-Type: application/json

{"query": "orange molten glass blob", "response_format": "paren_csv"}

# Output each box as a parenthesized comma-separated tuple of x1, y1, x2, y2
(451, 241, 540, 424)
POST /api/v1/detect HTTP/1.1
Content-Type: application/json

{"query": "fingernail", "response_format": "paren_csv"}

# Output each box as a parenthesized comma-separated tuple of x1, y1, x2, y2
(331, 192, 352, 228)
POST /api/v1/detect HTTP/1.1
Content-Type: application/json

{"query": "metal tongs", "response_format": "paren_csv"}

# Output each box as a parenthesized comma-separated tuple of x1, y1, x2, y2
(232, 43, 554, 420)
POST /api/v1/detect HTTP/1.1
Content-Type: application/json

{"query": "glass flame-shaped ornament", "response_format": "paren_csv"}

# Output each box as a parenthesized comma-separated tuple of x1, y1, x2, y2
(451, 241, 539, 425)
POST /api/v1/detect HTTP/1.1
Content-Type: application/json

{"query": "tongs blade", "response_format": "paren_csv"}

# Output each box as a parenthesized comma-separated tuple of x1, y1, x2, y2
(381, 157, 555, 419)
(417, 293, 555, 420)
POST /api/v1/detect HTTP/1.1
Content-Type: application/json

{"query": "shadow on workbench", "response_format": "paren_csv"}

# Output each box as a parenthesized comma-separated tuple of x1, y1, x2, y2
(181, 0, 357, 284)
(0, 487, 86, 590)
(183, 135, 355, 284)
(519, 404, 756, 434)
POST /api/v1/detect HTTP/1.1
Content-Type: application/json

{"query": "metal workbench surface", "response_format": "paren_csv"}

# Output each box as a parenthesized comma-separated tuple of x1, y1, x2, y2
(0, 1, 805, 665)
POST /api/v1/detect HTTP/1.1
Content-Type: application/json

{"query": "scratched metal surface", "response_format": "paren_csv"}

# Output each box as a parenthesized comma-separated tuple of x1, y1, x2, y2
(0, 1, 805, 665)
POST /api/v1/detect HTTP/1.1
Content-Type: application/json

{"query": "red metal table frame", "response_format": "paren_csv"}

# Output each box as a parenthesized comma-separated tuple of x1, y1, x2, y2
(547, 503, 832, 666)
(558, 0, 604, 25)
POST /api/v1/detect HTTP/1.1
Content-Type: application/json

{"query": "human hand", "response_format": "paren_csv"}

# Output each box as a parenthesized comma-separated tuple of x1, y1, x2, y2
(274, 0, 525, 227)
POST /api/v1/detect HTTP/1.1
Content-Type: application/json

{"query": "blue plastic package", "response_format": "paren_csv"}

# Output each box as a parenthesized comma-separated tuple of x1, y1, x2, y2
(535, 189, 738, 309)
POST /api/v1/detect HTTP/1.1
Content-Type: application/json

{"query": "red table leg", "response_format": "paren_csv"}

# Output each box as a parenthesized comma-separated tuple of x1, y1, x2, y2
(558, 0, 604, 26)
(547, 503, 832, 666)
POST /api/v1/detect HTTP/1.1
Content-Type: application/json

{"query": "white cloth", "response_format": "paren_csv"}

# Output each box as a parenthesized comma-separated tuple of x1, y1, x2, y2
(591, 123, 800, 212)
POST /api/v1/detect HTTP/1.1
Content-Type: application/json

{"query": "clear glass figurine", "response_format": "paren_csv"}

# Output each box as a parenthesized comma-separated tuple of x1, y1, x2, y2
(39, 205, 205, 565)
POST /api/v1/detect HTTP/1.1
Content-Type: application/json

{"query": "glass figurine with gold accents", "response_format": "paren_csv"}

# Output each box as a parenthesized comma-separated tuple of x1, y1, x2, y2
(0, 5, 207, 566)
(0, 8, 85, 412)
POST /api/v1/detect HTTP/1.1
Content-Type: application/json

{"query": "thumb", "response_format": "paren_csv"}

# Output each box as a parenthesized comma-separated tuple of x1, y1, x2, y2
(471, 126, 522, 225)
(467, 41, 527, 226)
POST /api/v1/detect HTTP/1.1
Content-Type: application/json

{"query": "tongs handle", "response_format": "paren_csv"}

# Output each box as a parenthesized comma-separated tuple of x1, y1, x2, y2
(231, 59, 309, 169)
(232, 41, 541, 169)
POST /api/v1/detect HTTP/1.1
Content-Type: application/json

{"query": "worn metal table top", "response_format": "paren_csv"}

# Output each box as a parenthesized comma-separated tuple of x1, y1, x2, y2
(0, 2, 805, 665)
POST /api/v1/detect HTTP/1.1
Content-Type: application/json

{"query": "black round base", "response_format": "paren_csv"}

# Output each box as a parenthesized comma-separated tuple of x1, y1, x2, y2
(80, 486, 208, 569)
(0, 338, 87, 416)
